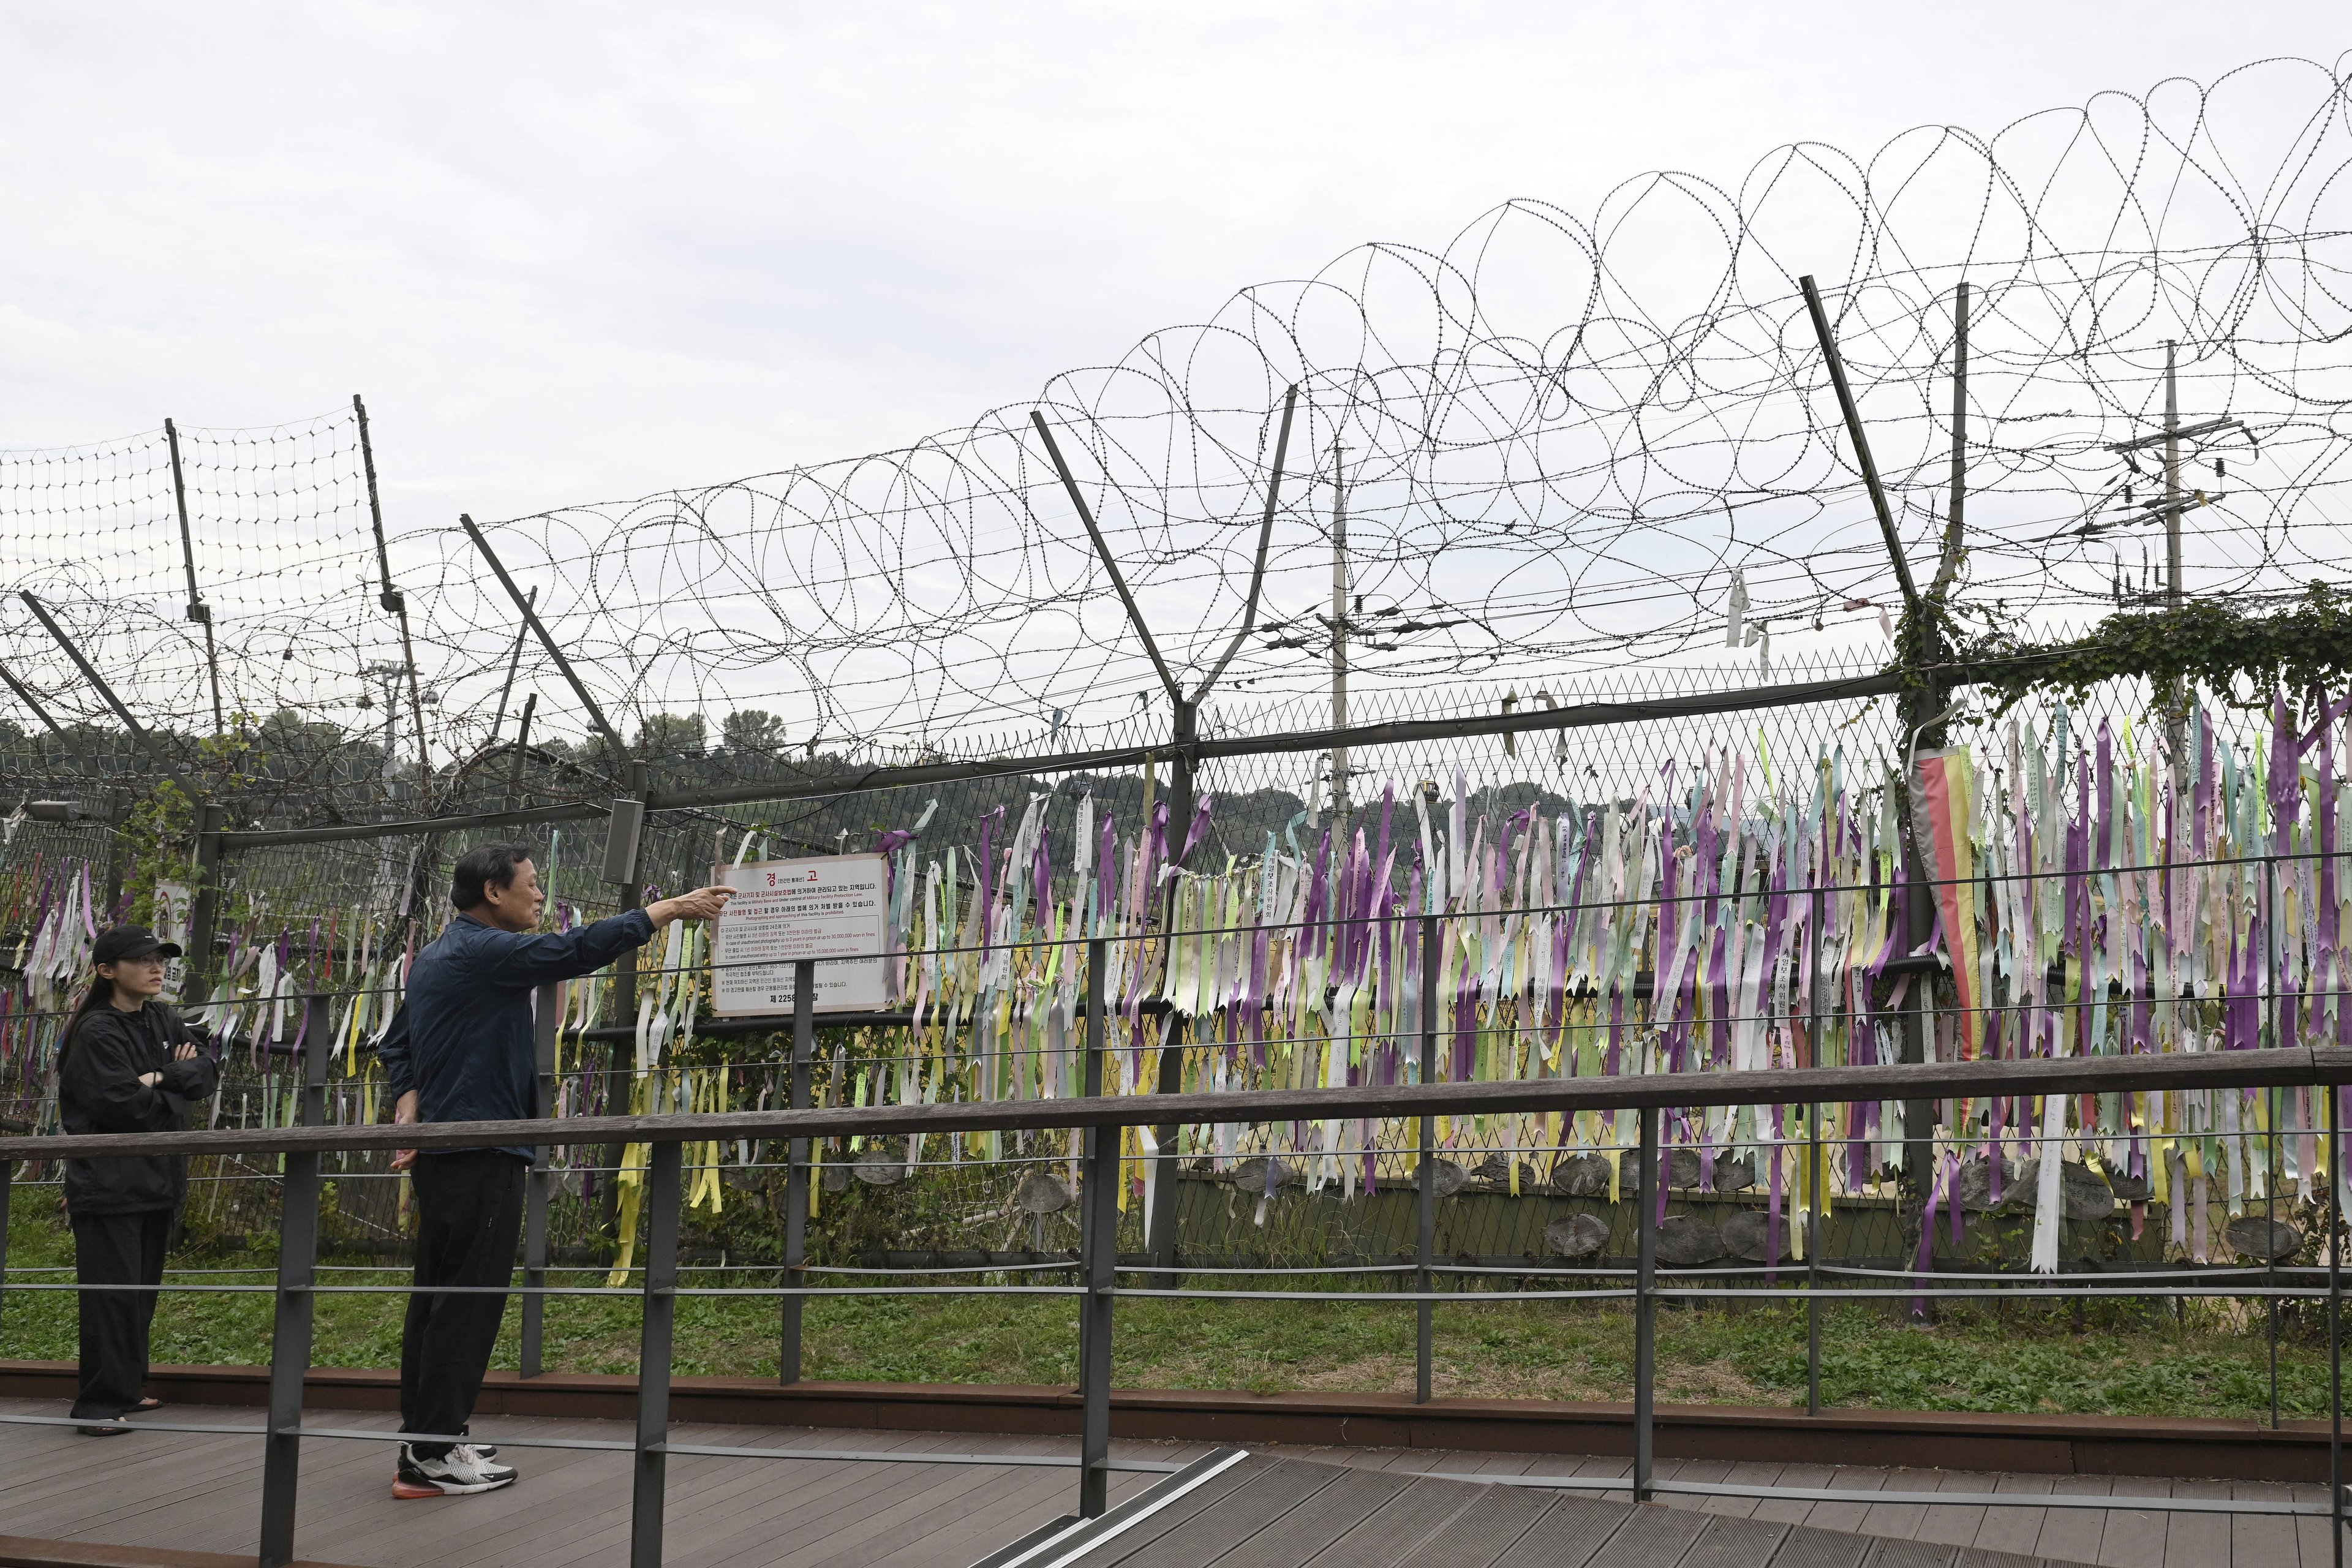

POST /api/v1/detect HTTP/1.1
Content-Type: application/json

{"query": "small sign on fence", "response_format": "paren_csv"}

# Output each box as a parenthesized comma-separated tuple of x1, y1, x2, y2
(709, 853, 889, 1015)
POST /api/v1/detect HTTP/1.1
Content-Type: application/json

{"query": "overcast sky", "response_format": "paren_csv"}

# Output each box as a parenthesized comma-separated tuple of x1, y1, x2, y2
(2, 4, 2342, 533)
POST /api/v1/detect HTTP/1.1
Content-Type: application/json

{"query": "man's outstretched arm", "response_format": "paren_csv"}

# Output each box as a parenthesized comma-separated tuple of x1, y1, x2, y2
(475, 886, 736, 986)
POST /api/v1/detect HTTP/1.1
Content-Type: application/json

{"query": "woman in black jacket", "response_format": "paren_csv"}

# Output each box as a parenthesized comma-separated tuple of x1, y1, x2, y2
(57, 924, 220, 1434)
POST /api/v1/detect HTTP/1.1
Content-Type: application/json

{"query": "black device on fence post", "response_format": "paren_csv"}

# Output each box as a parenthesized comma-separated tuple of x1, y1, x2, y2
(1416, 912, 1438, 1406)
(520, 979, 560, 1379)
(257, 993, 331, 1568)
(780, 959, 815, 1385)
(1079, 937, 1115, 1517)
(630, 1139, 684, 1568)
(1634, 1102, 1657, 1504)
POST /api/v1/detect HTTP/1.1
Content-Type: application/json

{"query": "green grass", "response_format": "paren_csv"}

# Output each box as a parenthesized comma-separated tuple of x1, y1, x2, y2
(4, 1206, 2329, 1419)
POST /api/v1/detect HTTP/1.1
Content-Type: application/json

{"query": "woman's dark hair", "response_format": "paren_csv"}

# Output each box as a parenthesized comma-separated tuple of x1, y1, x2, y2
(57, 971, 117, 1079)
(451, 842, 536, 910)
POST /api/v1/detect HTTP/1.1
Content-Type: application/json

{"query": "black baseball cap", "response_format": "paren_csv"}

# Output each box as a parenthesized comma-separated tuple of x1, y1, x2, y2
(92, 925, 183, 965)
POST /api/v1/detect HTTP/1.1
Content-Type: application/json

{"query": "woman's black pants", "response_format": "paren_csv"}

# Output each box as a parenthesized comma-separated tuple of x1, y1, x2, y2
(70, 1209, 172, 1419)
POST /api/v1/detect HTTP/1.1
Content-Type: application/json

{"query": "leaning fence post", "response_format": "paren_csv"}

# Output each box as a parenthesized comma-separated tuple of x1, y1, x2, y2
(630, 1139, 684, 1568)
(1634, 1102, 1657, 1504)
(521, 979, 559, 1378)
(1079, 937, 1116, 1517)
(1416, 912, 1438, 1406)
(258, 993, 330, 1568)
(780, 959, 815, 1385)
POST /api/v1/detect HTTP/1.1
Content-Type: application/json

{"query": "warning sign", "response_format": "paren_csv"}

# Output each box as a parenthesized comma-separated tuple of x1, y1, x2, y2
(710, 853, 889, 1015)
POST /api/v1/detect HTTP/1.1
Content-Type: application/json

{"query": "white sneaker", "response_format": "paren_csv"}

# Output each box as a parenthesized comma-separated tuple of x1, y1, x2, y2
(393, 1441, 518, 1498)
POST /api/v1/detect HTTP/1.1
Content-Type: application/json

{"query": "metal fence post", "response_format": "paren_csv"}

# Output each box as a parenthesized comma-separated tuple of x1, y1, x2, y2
(1635, 1102, 1657, 1503)
(258, 995, 330, 1568)
(780, 960, 815, 1385)
(630, 1139, 683, 1568)
(521, 979, 559, 1378)
(186, 800, 226, 1001)
(1079, 937, 1115, 1518)
(1416, 912, 1438, 1405)
(1806, 878, 1824, 1417)
(597, 758, 651, 1259)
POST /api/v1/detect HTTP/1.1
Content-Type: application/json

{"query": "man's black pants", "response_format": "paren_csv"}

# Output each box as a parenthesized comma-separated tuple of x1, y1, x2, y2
(401, 1150, 527, 1460)
(71, 1208, 172, 1419)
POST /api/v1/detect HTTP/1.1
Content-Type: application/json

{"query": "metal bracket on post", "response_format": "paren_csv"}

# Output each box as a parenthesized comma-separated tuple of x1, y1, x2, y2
(780, 960, 815, 1385)
(521, 979, 560, 1378)
(1078, 937, 1116, 1518)
(630, 1140, 683, 1568)
(1634, 1104, 1658, 1504)
(1416, 912, 1438, 1406)
(258, 994, 330, 1568)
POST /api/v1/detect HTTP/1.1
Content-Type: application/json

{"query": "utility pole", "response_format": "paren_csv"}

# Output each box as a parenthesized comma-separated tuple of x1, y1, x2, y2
(2104, 345, 2243, 760)
(1329, 436, 1349, 829)
(2163, 342, 2185, 766)
(2163, 341, 2182, 608)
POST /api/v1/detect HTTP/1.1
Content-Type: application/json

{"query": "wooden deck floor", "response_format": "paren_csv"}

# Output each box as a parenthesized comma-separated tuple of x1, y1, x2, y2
(0, 1399, 2336, 1568)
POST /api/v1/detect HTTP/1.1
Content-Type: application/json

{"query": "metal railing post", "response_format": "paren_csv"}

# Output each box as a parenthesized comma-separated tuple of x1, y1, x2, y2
(521, 979, 559, 1378)
(780, 960, 814, 1385)
(1416, 912, 1438, 1405)
(2266, 856, 2281, 1428)
(1806, 1099, 1822, 1416)
(258, 994, 330, 1568)
(1078, 937, 1115, 1518)
(0, 1156, 12, 1346)
(1635, 1102, 1657, 1503)
(630, 1139, 683, 1568)
(2329, 1080, 2342, 1568)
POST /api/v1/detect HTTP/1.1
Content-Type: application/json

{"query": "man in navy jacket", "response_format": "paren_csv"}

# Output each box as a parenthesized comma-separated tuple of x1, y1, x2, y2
(380, 842, 730, 1498)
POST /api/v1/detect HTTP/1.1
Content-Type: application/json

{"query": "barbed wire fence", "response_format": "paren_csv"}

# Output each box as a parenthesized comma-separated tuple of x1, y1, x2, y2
(2, 59, 2352, 1336)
